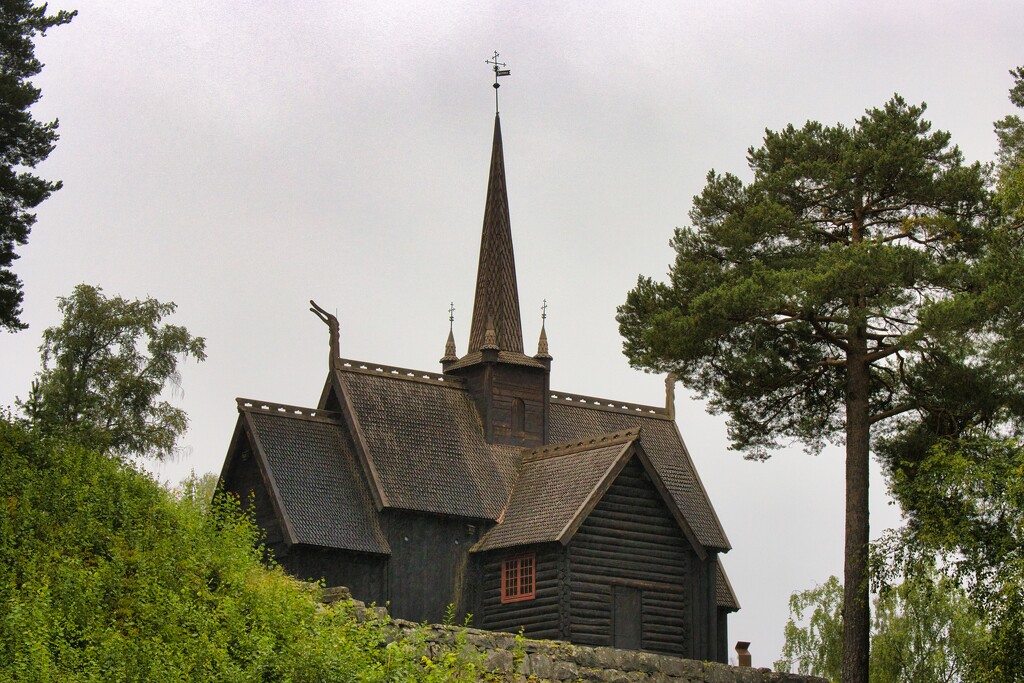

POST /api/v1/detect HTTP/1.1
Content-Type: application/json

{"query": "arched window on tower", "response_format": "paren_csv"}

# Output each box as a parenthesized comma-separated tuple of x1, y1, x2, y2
(511, 397, 526, 436)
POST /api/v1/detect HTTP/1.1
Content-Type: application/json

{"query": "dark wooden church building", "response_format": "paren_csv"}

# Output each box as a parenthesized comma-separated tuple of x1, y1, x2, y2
(219, 111, 739, 662)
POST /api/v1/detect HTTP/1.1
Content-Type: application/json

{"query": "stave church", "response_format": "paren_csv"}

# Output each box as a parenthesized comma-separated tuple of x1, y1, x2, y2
(218, 99, 739, 662)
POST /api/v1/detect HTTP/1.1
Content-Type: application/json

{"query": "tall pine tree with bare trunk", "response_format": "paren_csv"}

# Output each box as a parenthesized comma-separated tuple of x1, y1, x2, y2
(618, 97, 988, 683)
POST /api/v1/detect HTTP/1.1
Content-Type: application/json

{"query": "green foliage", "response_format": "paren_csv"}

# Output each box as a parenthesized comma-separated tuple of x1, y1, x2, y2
(618, 95, 989, 458)
(174, 470, 221, 508)
(20, 284, 207, 459)
(868, 71, 1024, 683)
(776, 573, 988, 683)
(776, 576, 843, 682)
(871, 572, 988, 683)
(0, 416, 492, 682)
(984, 67, 1024, 376)
(0, 1, 75, 331)
(877, 435, 1024, 682)
(994, 66, 1024, 221)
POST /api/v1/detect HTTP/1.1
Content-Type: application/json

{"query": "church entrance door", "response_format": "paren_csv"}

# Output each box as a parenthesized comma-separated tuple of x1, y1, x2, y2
(612, 585, 642, 649)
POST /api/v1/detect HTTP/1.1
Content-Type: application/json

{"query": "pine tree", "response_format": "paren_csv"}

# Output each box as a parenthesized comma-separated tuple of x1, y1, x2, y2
(618, 96, 989, 683)
(0, 1, 75, 331)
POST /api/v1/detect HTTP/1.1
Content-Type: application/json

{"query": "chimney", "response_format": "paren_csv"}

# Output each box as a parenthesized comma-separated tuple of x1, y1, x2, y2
(735, 641, 751, 668)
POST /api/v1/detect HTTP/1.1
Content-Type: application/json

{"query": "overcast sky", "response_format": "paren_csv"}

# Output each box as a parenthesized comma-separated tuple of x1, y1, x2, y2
(2, 0, 1021, 668)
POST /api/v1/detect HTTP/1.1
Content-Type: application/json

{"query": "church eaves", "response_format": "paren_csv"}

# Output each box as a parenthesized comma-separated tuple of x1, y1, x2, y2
(467, 113, 524, 354)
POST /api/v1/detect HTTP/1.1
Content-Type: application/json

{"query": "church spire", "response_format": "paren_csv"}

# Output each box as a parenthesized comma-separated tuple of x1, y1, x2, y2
(467, 113, 524, 354)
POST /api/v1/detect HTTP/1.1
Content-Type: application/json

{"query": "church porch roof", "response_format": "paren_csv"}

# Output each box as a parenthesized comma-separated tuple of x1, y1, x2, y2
(470, 430, 641, 552)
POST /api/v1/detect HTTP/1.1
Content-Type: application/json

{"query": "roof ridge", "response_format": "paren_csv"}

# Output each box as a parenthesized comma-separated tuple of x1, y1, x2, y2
(445, 350, 547, 372)
(335, 358, 466, 388)
(549, 390, 671, 419)
(523, 428, 641, 462)
(236, 398, 341, 423)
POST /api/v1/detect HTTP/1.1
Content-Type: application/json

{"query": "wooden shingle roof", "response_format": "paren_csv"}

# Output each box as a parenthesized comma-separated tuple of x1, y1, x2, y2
(231, 357, 730, 554)
(716, 561, 741, 611)
(230, 401, 390, 555)
(548, 399, 730, 551)
(331, 361, 522, 520)
(335, 359, 729, 550)
(471, 431, 640, 552)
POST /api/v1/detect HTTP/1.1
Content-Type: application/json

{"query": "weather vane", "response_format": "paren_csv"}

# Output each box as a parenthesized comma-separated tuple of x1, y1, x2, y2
(485, 51, 511, 113)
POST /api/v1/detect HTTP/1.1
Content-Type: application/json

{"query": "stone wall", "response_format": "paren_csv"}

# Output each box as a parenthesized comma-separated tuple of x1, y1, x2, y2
(322, 587, 826, 683)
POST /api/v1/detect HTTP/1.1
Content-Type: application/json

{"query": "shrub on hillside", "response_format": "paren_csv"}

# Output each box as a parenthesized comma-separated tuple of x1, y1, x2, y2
(0, 416, 485, 682)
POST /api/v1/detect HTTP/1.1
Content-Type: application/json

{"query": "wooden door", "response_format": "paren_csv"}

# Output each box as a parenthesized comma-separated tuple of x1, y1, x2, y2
(612, 585, 642, 650)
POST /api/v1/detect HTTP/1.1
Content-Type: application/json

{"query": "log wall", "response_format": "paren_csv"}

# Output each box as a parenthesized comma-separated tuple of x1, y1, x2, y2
(567, 457, 694, 658)
(478, 544, 564, 640)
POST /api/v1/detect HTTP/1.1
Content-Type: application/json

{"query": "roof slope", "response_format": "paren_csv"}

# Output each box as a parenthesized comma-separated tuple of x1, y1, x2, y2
(241, 404, 389, 554)
(472, 431, 638, 552)
(337, 364, 521, 519)
(716, 561, 741, 611)
(549, 400, 730, 551)
(246, 358, 728, 553)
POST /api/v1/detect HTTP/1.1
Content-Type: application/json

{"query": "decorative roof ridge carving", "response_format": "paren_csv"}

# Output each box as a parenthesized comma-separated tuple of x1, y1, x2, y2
(335, 358, 466, 388)
(522, 428, 641, 462)
(236, 398, 341, 424)
(549, 390, 671, 419)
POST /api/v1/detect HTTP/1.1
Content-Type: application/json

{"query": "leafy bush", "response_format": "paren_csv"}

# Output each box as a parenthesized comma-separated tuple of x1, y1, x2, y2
(0, 416, 486, 682)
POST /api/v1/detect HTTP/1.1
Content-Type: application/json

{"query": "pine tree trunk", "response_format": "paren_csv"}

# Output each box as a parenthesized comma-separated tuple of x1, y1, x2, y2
(842, 340, 871, 683)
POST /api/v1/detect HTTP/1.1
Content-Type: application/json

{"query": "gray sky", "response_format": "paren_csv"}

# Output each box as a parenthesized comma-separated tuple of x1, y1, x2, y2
(3, 0, 1021, 667)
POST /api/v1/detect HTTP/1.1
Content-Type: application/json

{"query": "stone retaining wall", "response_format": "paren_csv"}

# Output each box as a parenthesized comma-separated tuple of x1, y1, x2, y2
(321, 587, 825, 683)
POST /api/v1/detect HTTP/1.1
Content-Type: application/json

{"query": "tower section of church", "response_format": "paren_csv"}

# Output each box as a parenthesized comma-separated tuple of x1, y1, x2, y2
(442, 113, 551, 448)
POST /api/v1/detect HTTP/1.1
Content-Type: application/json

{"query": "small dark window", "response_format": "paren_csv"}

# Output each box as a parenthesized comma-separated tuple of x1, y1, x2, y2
(511, 398, 526, 435)
(501, 554, 535, 603)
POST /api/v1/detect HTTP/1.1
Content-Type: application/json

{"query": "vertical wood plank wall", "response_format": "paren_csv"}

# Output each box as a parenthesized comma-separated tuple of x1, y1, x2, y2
(283, 547, 387, 605)
(224, 444, 286, 557)
(452, 363, 549, 447)
(385, 511, 482, 624)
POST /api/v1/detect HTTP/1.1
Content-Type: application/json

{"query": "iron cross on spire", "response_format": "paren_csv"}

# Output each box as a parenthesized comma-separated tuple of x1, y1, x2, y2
(541, 299, 548, 321)
(448, 301, 456, 331)
(485, 51, 511, 113)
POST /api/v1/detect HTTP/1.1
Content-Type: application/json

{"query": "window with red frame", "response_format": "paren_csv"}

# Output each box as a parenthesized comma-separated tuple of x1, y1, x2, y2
(501, 554, 536, 603)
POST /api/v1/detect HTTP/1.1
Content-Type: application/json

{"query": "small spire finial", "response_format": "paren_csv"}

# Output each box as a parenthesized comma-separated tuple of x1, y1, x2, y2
(485, 51, 511, 113)
(442, 302, 458, 363)
(536, 299, 552, 360)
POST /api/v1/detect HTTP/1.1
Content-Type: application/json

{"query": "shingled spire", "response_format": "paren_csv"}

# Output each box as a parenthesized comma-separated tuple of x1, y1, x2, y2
(446, 109, 549, 448)
(467, 113, 524, 354)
